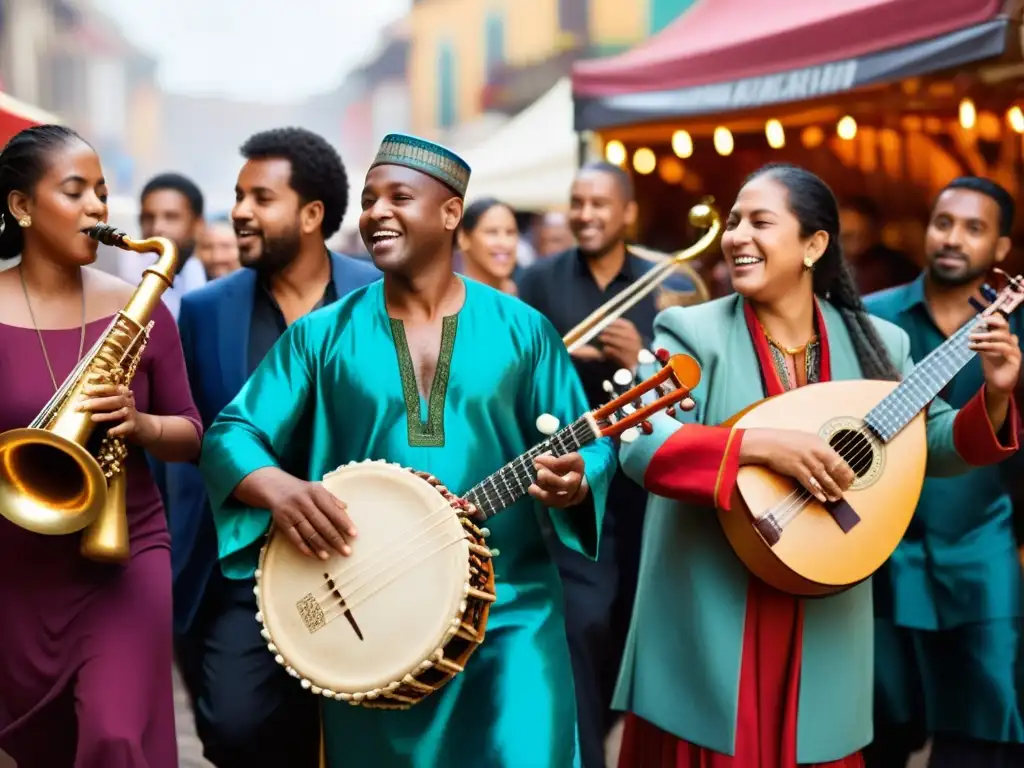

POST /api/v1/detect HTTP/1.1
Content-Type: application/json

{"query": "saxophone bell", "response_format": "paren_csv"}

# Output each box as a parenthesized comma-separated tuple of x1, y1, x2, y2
(0, 427, 108, 534)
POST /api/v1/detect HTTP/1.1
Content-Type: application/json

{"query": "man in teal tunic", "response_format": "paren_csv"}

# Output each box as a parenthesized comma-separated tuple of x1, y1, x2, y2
(864, 176, 1024, 765)
(199, 134, 617, 767)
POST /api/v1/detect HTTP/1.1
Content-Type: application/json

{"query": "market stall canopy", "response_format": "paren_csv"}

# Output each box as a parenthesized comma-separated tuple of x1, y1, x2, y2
(573, 0, 1016, 130)
(462, 78, 577, 211)
(0, 91, 61, 145)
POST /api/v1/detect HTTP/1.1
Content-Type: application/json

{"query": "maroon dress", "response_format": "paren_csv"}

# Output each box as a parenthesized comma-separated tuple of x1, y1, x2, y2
(0, 301, 202, 767)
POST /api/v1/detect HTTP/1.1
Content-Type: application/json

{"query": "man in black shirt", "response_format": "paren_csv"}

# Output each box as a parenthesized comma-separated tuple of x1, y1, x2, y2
(517, 162, 664, 768)
(168, 127, 378, 768)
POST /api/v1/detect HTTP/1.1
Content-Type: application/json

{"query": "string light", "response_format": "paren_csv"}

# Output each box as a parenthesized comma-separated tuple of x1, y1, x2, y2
(671, 130, 693, 158)
(1008, 106, 1024, 133)
(801, 126, 825, 148)
(765, 119, 785, 149)
(604, 140, 626, 166)
(837, 116, 857, 140)
(632, 147, 656, 175)
(657, 156, 684, 184)
(959, 98, 976, 129)
(713, 126, 733, 156)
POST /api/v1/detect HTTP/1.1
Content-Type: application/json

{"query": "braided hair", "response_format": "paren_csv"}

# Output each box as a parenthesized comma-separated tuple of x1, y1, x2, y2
(0, 124, 87, 260)
(746, 163, 901, 381)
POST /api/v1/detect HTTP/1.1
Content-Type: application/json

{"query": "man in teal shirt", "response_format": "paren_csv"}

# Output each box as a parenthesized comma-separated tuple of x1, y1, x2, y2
(864, 176, 1024, 765)
(199, 134, 617, 767)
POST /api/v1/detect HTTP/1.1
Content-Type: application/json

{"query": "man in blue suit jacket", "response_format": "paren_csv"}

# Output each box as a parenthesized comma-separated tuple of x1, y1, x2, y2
(169, 127, 379, 768)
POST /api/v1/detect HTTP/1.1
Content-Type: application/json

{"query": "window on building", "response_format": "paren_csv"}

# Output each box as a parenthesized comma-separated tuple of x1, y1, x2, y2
(437, 41, 456, 130)
(485, 12, 505, 80)
(650, 0, 695, 33)
(557, 0, 588, 40)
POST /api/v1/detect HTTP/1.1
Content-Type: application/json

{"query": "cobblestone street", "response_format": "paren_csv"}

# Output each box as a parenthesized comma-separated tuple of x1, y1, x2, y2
(173, 664, 212, 768)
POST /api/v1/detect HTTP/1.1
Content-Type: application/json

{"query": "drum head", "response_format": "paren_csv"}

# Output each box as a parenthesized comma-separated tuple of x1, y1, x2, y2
(258, 462, 470, 695)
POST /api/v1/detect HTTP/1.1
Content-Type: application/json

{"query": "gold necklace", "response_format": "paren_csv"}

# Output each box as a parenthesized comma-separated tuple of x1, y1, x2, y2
(760, 324, 817, 356)
(19, 265, 87, 392)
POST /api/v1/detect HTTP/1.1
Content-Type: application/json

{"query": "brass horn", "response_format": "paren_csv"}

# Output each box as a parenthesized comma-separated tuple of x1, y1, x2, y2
(628, 244, 712, 310)
(563, 201, 721, 353)
(0, 224, 178, 563)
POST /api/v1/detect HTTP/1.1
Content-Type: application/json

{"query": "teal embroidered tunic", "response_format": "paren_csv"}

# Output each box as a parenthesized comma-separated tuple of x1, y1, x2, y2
(200, 279, 617, 768)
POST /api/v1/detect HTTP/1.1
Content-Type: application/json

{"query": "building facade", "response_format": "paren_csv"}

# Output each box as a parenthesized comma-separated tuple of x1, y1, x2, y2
(408, 0, 697, 139)
(0, 0, 165, 195)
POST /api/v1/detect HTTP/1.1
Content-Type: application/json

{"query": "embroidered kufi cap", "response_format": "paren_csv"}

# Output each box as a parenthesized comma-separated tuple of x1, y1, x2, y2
(370, 133, 471, 199)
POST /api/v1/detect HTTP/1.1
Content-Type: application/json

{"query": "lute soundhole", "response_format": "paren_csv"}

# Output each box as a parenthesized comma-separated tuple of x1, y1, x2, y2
(819, 417, 884, 490)
(751, 417, 885, 548)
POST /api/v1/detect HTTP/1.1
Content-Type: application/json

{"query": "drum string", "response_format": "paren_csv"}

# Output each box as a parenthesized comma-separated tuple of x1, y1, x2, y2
(310, 498, 477, 622)
(316, 528, 469, 624)
(320, 533, 467, 622)
(311, 500, 458, 600)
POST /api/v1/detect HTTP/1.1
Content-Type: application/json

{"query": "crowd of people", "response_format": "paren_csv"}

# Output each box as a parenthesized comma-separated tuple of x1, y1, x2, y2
(0, 120, 1021, 768)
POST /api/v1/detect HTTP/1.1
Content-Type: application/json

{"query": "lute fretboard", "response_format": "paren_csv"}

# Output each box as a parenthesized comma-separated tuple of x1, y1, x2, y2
(462, 416, 599, 520)
(865, 315, 979, 442)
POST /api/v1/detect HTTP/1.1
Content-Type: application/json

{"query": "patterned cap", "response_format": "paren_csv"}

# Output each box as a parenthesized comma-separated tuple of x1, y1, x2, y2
(370, 133, 471, 198)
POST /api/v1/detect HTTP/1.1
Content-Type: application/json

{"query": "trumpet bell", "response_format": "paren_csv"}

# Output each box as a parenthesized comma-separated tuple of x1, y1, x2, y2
(0, 427, 107, 535)
(688, 203, 716, 229)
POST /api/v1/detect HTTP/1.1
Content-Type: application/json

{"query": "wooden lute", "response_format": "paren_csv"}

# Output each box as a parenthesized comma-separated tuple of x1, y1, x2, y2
(719, 272, 1024, 597)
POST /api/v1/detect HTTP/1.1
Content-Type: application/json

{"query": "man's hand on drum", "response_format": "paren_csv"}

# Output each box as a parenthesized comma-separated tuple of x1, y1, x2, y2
(530, 453, 589, 509)
(252, 469, 357, 560)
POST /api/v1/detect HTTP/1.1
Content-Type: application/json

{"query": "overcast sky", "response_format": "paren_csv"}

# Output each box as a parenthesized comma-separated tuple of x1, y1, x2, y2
(92, 0, 411, 102)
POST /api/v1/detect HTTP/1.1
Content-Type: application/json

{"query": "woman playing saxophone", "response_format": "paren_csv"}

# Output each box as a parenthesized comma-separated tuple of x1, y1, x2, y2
(0, 125, 202, 767)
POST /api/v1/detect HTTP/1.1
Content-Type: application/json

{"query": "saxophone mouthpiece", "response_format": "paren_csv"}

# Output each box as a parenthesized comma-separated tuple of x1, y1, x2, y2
(83, 223, 125, 246)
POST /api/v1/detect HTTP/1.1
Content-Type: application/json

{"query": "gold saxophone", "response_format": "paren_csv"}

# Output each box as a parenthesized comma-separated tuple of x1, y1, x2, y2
(0, 224, 178, 563)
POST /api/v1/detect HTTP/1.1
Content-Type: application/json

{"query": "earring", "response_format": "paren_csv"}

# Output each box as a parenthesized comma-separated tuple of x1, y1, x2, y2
(18, 216, 30, 228)
(803, 255, 814, 269)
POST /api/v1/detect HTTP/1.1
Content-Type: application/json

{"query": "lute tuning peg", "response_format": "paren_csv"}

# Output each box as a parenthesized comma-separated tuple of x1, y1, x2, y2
(637, 349, 657, 366)
(612, 368, 634, 391)
(981, 283, 998, 302)
(969, 297, 987, 314)
(536, 413, 560, 436)
(654, 348, 671, 363)
(619, 427, 640, 443)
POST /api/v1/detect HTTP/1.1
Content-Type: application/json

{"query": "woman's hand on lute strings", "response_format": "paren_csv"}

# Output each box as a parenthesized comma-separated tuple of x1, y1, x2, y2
(739, 428, 856, 504)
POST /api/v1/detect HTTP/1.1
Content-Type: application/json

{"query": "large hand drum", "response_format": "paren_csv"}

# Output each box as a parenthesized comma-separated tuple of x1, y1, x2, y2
(253, 460, 496, 709)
